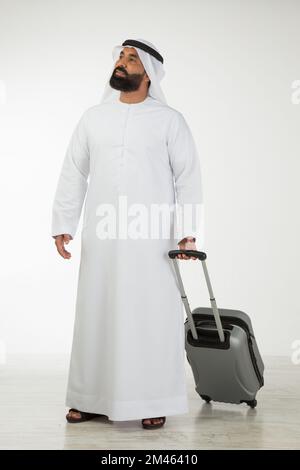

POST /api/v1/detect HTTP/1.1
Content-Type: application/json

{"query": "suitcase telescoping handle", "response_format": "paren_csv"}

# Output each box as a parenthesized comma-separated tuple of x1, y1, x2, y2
(168, 250, 225, 343)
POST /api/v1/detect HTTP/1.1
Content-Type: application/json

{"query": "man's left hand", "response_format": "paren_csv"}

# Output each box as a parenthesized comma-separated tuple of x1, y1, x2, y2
(177, 237, 198, 260)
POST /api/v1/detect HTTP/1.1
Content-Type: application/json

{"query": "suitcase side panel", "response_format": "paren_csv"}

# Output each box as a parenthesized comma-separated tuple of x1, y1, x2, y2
(187, 308, 265, 385)
(185, 322, 263, 404)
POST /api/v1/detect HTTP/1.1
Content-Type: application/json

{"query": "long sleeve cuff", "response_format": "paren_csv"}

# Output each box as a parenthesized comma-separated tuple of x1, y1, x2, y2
(174, 202, 205, 249)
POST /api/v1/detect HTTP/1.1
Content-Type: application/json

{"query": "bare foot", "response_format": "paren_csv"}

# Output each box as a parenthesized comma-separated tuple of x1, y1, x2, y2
(67, 410, 82, 420)
(142, 417, 164, 425)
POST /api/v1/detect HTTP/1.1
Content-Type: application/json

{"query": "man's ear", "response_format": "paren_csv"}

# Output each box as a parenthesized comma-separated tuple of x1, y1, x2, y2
(144, 71, 150, 83)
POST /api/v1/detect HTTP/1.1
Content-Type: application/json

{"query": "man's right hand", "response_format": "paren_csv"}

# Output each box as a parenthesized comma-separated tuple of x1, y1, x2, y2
(53, 234, 73, 259)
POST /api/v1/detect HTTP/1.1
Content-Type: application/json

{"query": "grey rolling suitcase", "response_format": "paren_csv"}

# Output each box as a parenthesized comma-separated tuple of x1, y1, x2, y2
(168, 249, 264, 408)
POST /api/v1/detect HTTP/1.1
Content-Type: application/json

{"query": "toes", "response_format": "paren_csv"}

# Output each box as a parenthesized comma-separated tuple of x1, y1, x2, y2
(143, 417, 163, 425)
(68, 411, 81, 419)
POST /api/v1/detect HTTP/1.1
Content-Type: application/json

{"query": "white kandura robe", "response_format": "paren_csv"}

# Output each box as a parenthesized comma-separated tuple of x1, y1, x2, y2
(51, 95, 204, 421)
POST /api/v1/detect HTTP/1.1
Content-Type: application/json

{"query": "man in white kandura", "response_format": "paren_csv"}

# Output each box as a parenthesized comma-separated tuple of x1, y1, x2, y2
(51, 38, 205, 430)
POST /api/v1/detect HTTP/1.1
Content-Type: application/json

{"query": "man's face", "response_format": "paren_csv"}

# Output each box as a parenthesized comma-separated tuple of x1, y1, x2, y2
(109, 47, 149, 92)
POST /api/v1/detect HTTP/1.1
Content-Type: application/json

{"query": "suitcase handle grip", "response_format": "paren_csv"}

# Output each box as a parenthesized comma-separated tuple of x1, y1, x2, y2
(168, 249, 207, 261)
(168, 250, 225, 343)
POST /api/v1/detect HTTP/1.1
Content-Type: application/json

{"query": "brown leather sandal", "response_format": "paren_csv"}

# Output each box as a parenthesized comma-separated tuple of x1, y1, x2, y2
(142, 416, 166, 429)
(66, 408, 105, 423)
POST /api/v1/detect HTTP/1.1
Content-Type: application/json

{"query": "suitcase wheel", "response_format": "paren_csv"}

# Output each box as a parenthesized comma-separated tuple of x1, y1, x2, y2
(241, 399, 257, 408)
(247, 399, 257, 408)
(200, 394, 212, 403)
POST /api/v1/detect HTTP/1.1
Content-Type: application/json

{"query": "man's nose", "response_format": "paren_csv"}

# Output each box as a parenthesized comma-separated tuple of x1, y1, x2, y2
(117, 58, 127, 68)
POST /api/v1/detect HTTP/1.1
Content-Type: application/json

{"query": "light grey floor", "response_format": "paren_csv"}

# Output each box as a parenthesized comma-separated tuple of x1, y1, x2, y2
(0, 354, 299, 450)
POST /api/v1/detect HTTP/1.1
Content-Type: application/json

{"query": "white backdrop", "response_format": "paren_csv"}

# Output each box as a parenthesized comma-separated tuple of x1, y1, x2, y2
(0, 0, 299, 356)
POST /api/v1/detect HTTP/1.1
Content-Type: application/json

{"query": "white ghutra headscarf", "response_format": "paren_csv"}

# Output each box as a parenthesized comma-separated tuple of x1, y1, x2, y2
(100, 38, 168, 105)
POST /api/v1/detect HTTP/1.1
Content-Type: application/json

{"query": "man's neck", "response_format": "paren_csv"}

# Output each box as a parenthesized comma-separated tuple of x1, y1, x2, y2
(119, 91, 148, 104)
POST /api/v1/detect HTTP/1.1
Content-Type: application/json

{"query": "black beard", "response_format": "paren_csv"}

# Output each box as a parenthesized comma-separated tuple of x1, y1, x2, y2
(109, 69, 145, 92)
